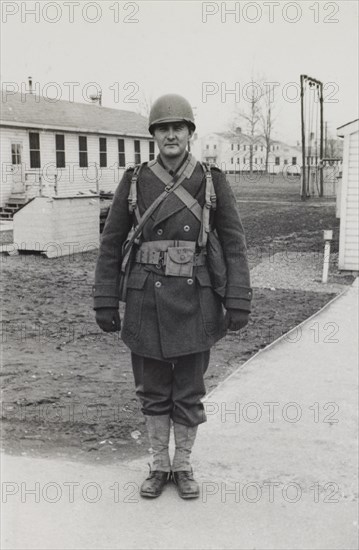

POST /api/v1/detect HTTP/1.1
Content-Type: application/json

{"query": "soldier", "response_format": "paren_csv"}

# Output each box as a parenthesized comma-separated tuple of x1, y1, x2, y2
(93, 94, 252, 499)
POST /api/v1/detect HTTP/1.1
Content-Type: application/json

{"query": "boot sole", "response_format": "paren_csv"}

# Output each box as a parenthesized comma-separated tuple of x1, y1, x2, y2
(140, 490, 163, 498)
(177, 492, 200, 499)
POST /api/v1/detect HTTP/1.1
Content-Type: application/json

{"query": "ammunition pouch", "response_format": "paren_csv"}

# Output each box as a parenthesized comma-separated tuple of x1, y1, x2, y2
(165, 246, 195, 277)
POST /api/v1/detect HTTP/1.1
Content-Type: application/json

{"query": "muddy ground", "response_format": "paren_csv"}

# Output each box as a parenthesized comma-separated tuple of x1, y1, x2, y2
(1, 174, 354, 463)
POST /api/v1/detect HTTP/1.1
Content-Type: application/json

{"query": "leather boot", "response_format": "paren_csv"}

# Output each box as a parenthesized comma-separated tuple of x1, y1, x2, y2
(172, 422, 200, 499)
(140, 414, 171, 498)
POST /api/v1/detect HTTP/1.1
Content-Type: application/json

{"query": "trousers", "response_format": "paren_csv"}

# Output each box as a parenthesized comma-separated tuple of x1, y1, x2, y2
(131, 351, 210, 427)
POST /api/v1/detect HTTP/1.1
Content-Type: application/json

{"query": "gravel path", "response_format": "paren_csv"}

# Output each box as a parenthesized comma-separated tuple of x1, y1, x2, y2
(250, 251, 351, 293)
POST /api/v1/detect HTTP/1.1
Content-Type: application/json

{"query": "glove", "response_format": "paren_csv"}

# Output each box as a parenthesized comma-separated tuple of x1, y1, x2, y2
(225, 309, 249, 332)
(95, 308, 121, 333)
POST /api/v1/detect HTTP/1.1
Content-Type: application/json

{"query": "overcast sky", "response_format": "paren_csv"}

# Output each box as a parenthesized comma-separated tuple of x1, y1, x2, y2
(1, 0, 358, 143)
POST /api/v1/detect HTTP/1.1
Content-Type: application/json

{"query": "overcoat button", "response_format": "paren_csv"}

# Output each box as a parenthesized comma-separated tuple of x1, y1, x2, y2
(157, 228, 163, 236)
(155, 281, 162, 288)
(183, 225, 190, 232)
(187, 278, 194, 285)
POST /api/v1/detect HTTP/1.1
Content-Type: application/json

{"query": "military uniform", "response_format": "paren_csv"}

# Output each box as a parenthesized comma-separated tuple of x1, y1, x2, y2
(93, 93, 252, 499)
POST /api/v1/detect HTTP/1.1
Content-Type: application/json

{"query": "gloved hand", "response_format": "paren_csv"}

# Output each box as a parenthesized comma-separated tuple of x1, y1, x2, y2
(225, 309, 249, 331)
(95, 308, 121, 332)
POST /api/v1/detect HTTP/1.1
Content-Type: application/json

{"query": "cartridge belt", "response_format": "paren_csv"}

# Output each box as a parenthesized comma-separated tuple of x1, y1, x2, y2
(135, 240, 206, 274)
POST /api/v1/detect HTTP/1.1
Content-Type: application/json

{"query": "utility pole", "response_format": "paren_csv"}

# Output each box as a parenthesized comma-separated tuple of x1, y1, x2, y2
(300, 74, 324, 199)
(325, 121, 328, 158)
(319, 81, 324, 196)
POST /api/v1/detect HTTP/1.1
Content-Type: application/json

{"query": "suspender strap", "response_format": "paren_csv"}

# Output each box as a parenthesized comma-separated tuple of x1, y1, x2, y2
(125, 158, 217, 251)
(128, 164, 141, 213)
(198, 163, 216, 248)
(122, 166, 193, 260)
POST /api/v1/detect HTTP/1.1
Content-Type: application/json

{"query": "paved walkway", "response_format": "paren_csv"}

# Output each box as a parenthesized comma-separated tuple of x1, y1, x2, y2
(1, 280, 358, 550)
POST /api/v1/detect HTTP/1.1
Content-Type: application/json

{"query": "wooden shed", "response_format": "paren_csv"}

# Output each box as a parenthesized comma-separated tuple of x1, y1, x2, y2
(337, 119, 359, 271)
(13, 195, 100, 258)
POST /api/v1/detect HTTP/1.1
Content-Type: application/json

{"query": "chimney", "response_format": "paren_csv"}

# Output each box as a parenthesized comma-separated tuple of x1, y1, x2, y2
(28, 76, 33, 94)
(90, 91, 102, 106)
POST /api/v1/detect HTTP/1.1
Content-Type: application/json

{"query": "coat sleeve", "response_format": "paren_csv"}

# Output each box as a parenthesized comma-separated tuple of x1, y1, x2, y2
(93, 170, 133, 310)
(212, 168, 253, 312)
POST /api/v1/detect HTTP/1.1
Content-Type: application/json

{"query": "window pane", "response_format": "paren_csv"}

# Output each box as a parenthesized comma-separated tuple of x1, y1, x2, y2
(30, 150, 41, 168)
(29, 132, 40, 149)
(119, 152, 126, 167)
(56, 151, 65, 168)
(118, 139, 125, 153)
(99, 137, 107, 152)
(100, 152, 107, 168)
(134, 140, 140, 153)
(79, 136, 87, 151)
(56, 134, 65, 150)
(79, 152, 88, 168)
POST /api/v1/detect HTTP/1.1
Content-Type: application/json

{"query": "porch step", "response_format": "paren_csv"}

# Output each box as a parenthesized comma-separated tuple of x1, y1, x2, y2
(0, 197, 30, 220)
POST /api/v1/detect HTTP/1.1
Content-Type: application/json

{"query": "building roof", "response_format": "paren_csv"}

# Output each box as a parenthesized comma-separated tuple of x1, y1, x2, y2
(0, 90, 150, 138)
(337, 118, 359, 137)
(206, 131, 300, 150)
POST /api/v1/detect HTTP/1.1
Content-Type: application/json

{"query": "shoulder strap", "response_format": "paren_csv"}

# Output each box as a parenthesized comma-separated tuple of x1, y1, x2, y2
(128, 163, 144, 215)
(198, 163, 217, 248)
(121, 169, 191, 260)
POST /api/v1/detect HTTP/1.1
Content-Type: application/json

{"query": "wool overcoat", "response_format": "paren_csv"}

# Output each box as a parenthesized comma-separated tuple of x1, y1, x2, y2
(93, 154, 252, 360)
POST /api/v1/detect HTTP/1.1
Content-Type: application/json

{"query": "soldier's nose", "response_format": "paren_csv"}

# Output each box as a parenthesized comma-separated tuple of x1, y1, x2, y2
(167, 127, 175, 139)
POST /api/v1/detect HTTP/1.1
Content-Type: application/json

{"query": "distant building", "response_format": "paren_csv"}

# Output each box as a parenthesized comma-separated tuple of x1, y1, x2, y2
(192, 130, 302, 175)
(0, 90, 156, 212)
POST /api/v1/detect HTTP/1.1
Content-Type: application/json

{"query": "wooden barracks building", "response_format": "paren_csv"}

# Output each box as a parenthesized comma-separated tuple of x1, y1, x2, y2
(0, 88, 156, 216)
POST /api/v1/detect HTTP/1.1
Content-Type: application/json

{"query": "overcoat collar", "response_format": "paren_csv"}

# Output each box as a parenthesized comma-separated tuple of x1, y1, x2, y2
(148, 153, 199, 228)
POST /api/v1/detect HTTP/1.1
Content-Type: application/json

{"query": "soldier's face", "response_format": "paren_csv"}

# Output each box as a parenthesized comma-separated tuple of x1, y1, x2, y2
(153, 122, 192, 160)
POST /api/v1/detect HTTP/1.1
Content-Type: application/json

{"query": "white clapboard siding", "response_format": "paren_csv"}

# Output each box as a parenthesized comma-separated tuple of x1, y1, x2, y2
(13, 196, 100, 258)
(338, 120, 359, 270)
(0, 126, 157, 206)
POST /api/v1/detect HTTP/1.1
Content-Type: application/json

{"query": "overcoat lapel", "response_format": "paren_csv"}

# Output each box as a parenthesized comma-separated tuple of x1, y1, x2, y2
(148, 154, 199, 228)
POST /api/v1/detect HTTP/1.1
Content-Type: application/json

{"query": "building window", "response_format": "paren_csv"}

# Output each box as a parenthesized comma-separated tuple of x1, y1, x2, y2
(29, 132, 41, 168)
(79, 136, 88, 168)
(55, 134, 65, 168)
(99, 137, 107, 168)
(118, 139, 126, 167)
(134, 140, 141, 164)
(244, 145, 246, 151)
(254, 145, 258, 151)
(284, 159, 288, 165)
(231, 143, 234, 150)
(292, 157, 297, 165)
(11, 143, 21, 165)
(149, 140, 155, 161)
(255, 158, 257, 164)
(275, 157, 280, 165)
(214, 144, 217, 149)
(237, 144, 240, 150)
(261, 146, 263, 151)
(237, 157, 240, 164)
(231, 158, 233, 164)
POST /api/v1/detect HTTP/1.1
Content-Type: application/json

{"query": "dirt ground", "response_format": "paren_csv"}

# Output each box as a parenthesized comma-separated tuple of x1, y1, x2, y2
(1, 174, 354, 463)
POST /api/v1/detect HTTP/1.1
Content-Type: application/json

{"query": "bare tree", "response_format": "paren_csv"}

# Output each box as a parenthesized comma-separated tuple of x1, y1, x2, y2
(234, 78, 263, 174)
(136, 91, 153, 118)
(260, 83, 278, 173)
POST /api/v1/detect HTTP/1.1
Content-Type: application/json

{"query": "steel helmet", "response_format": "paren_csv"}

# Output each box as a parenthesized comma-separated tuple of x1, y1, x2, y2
(148, 94, 196, 134)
